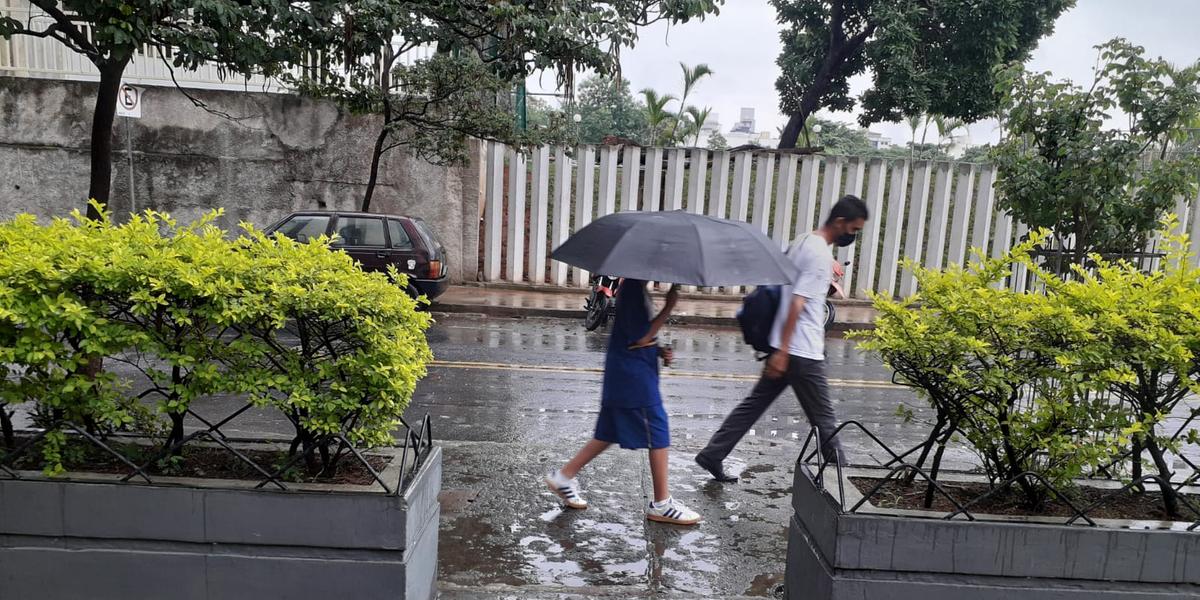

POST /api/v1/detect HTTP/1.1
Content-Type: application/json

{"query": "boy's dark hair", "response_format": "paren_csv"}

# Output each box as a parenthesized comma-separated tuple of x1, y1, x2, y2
(824, 194, 869, 225)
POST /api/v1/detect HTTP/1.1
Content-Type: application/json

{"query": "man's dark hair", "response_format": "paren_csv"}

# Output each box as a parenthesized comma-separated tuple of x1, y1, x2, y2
(825, 194, 869, 225)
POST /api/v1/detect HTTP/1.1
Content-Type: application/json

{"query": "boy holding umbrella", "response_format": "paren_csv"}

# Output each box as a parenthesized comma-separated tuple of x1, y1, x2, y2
(544, 279, 701, 525)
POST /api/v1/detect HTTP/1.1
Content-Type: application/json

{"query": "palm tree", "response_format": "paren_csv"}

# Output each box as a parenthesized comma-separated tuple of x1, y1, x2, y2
(685, 106, 713, 146)
(934, 116, 967, 150)
(670, 63, 714, 143)
(905, 114, 925, 160)
(641, 88, 678, 146)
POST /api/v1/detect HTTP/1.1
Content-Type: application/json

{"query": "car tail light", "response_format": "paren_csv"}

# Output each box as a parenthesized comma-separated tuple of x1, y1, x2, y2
(428, 260, 443, 278)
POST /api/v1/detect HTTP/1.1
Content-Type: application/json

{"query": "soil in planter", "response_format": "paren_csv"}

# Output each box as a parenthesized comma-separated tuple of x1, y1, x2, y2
(7, 435, 391, 486)
(851, 476, 1200, 522)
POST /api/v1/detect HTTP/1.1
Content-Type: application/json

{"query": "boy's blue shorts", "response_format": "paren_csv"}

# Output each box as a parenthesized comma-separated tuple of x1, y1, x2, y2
(594, 404, 670, 450)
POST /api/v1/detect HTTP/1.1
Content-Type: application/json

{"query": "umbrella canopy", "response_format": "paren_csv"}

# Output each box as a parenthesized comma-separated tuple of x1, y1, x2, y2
(550, 211, 799, 287)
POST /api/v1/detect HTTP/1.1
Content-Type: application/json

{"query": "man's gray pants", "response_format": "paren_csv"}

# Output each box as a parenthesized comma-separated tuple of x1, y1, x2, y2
(698, 355, 844, 465)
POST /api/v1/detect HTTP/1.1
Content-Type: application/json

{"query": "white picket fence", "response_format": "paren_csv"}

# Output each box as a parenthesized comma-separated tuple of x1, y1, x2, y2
(480, 142, 1200, 299)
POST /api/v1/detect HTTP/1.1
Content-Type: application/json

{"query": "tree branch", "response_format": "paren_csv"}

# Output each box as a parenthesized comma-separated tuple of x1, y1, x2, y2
(25, 0, 100, 61)
(153, 45, 263, 127)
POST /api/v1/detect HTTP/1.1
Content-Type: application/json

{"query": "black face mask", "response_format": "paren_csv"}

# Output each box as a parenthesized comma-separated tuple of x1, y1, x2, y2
(835, 232, 857, 247)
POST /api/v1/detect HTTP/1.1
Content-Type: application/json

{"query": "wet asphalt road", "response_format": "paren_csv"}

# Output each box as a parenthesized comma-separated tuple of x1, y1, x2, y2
(415, 315, 928, 448)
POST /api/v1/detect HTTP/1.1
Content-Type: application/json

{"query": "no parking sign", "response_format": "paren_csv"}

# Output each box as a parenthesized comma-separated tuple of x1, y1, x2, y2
(117, 83, 142, 118)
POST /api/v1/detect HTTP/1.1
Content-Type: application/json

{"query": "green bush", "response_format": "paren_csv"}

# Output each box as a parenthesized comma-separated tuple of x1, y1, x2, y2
(0, 212, 146, 472)
(1042, 218, 1200, 517)
(231, 226, 432, 474)
(0, 205, 431, 477)
(859, 221, 1200, 516)
(993, 39, 1200, 264)
(98, 210, 261, 456)
(856, 233, 1122, 508)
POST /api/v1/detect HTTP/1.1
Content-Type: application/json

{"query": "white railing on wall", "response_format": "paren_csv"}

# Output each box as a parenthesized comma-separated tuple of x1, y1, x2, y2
(0, 1, 435, 92)
(479, 141, 1200, 299)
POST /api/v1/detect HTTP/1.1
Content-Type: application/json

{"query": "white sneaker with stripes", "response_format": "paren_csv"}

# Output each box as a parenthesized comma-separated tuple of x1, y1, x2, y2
(544, 470, 588, 509)
(646, 496, 701, 525)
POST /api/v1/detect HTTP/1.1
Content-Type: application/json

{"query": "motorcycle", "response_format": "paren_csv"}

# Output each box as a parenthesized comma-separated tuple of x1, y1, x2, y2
(825, 260, 850, 331)
(584, 274, 621, 331)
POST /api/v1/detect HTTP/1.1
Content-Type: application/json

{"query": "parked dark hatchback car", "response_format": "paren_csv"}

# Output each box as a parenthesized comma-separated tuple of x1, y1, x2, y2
(264, 211, 449, 300)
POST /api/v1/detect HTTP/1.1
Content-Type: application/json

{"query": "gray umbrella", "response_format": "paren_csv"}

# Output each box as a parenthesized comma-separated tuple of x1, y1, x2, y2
(550, 211, 799, 287)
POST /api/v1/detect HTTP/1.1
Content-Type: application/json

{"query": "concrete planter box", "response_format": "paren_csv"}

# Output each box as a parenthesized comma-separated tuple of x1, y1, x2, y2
(0, 443, 442, 600)
(786, 465, 1200, 599)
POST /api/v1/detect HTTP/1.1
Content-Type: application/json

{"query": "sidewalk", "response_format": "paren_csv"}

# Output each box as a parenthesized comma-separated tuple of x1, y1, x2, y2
(430, 283, 877, 330)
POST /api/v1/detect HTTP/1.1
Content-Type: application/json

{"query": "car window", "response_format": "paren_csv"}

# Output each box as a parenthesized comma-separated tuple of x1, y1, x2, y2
(413, 219, 443, 252)
(277, 215, 330, 244)
(334, 216, 386, 247)
(388, 219, 414, 250)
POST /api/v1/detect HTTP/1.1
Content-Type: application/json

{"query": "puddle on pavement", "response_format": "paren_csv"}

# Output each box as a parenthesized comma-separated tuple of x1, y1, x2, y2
(439, 440, 793, 597)
(746, 572, 787, 598)
(439, 517, 528, 587)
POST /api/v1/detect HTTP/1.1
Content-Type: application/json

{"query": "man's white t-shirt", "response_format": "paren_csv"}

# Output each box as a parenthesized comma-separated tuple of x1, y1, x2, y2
(768, 233, 833, 360)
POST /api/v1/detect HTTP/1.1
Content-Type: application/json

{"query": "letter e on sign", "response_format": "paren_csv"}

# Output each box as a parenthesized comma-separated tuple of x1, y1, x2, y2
(117, 84, 142, 118)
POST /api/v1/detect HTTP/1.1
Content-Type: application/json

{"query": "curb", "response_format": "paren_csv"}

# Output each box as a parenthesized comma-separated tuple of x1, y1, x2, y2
(456, 281, 876, 308)
(429, 302, 875, 332)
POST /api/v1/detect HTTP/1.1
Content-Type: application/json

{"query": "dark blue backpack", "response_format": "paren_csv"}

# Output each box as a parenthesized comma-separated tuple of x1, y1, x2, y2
(737, 285, 780, 356)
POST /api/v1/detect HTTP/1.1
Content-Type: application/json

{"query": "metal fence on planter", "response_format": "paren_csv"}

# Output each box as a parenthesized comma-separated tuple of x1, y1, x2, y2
(800, 420, 1200, 529)
(0, 408, 434, 496)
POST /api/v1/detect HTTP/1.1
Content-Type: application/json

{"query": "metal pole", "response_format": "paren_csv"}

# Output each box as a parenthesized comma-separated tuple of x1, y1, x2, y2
(125, 116, 136, 215)
(515, 81, 527, 131)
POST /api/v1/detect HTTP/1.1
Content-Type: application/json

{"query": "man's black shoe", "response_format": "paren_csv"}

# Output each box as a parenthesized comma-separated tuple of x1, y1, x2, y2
(695, 454, 738, 483)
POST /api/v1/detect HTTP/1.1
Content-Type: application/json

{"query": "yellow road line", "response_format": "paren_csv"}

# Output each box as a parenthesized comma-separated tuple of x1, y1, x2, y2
(428, 360, 900, 389)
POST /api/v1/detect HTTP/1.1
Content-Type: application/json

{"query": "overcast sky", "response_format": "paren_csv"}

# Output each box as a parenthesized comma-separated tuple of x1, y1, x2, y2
(527, 0, 1200, 147)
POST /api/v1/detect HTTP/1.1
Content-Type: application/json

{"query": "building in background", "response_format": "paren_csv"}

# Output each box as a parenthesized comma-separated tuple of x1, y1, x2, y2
(866, 131, 893, 150)
(718, 107, 780, 148)
(731, 108, 756, 134)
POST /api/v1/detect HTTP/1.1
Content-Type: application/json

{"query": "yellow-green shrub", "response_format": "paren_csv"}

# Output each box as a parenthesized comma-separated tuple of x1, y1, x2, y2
(856, 233, 1123, 508)
(231, 226, 432, 473)
(0, 205, 432, 476)
(0, 211, 145, 471)
(1042, 218, 1200, 517)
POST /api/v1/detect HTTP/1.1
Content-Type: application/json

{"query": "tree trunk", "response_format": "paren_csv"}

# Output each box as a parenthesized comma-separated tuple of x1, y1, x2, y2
(317, 440, 332, 478)
(361, 46, 395, 213)
(778, 41, 846, 149)
(86, 60, 128, 219)
(903, 415, 946, 485)
(922, 439, 950, 509)
(165, 411, 185, 458)
(361, 125, 388, 213)
(300, 432, 319, 476)
(1144, 436, 1180, 517)
(778, 19, 875, 150)
(1131, 436, 1144, 490)
(780, 113, 809, 150)
(779, 65, 835, 150)
(1, 407, 14, 449)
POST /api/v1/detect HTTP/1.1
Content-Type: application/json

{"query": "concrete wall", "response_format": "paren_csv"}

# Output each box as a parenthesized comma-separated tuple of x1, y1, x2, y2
(0, 77, 480, 282)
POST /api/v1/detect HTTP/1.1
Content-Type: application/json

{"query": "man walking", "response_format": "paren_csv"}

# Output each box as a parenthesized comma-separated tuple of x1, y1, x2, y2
(695, 195, 869, 482)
